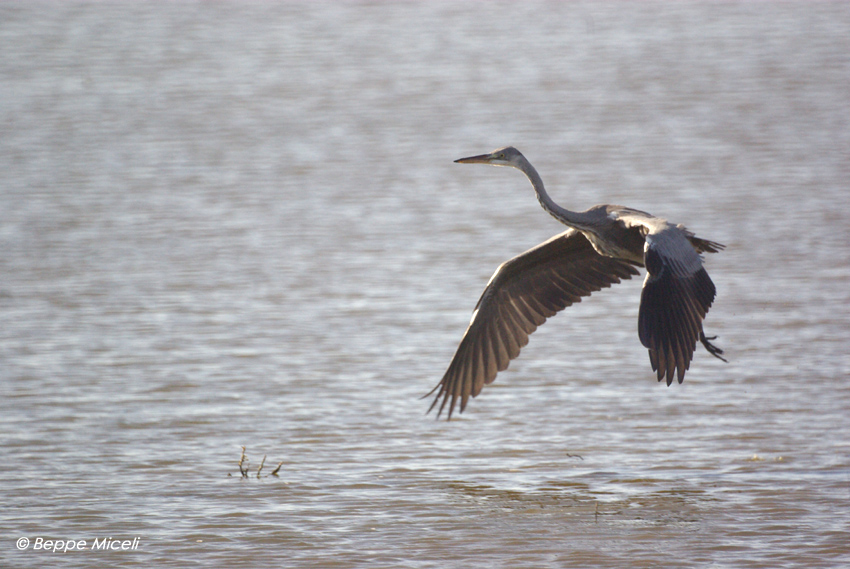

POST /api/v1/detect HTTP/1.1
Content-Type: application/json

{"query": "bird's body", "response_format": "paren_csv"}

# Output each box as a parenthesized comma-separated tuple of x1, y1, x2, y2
(427, 147, 726, 419)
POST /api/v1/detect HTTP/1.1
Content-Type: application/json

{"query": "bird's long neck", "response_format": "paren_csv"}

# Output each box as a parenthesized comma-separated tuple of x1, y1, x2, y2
(517, 157, 598, 232)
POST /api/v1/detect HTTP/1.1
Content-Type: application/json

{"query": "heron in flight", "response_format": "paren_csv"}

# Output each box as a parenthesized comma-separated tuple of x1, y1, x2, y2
(427, 146, 726, 419)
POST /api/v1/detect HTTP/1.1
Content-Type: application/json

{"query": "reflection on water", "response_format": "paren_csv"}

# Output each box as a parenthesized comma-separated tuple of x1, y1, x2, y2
(1, 2, 849, 568)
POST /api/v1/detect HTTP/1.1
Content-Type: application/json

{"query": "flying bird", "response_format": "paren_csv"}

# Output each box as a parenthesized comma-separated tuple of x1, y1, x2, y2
(427, 146, 726, 419)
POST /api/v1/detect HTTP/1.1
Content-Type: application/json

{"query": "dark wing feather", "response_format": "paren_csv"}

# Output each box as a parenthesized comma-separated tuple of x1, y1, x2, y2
(427, 229, 640, 419)
(637, 226, 724, 385)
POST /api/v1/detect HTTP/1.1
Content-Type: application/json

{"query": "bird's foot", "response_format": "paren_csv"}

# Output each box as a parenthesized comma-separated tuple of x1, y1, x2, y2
(700, 332, 728, 362)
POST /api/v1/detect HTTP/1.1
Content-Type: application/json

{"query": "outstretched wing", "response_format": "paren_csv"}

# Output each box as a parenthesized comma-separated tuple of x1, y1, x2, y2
(635, 223, 723, 385)
(426, 229, 640, 419)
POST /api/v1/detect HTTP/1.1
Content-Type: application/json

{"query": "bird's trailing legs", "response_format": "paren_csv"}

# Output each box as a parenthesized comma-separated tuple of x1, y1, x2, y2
(700, 332, 727, 362)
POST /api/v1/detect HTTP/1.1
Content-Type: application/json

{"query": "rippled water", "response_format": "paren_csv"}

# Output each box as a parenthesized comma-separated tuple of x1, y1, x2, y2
(2, 2, 849, 568)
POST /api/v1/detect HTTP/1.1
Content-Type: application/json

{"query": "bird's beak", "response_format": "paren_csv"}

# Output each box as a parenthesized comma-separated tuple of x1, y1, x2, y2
(454, 153, 492, 164)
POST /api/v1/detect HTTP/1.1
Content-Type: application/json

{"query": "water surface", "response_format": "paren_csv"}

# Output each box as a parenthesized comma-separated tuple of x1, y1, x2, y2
(1, 3, 849, 568)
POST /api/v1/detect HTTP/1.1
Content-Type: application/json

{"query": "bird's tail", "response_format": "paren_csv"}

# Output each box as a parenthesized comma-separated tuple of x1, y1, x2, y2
(690, 237, 725, 254)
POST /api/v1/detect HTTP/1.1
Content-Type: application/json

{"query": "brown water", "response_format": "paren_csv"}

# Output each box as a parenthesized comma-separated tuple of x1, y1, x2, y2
(2, 2, 849, 568)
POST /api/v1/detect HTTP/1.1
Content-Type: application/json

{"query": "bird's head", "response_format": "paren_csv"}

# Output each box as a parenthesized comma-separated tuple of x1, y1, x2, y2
(455, 146, 525, 168)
